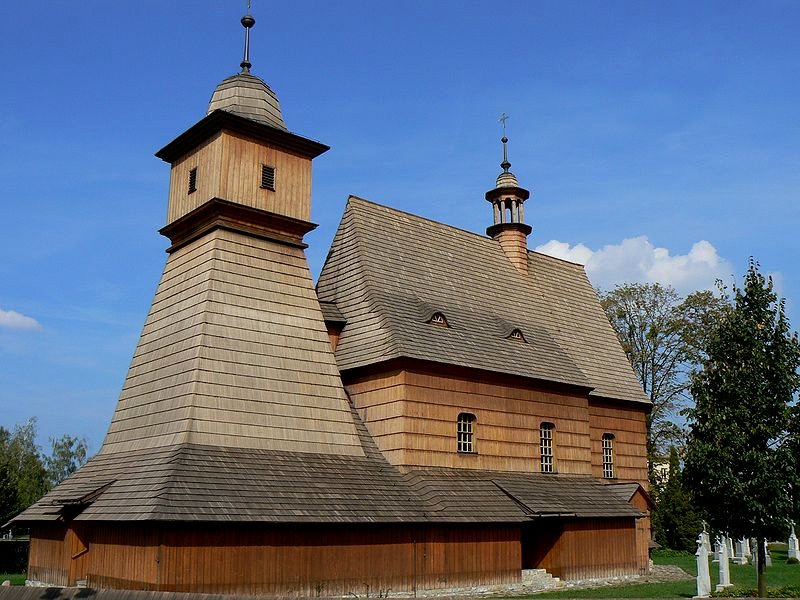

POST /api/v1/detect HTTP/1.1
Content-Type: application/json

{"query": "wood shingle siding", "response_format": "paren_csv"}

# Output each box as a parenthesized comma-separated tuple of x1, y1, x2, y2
(95, 227, 364, 456)
(589, 400, 649, 483)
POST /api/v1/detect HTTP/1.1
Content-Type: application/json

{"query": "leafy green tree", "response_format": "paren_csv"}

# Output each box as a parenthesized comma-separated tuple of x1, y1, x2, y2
(44, 434, 88, 488)
(0, 436, 18, 526)
(683, 260, 800, 597)
(651, 446, 702, 552)
(600, 283, 728, 462)
(3, 418, 48, 512)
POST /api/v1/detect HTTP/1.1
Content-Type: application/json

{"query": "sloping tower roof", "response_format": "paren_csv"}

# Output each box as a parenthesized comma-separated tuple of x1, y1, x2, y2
(207, 72, 288, 131)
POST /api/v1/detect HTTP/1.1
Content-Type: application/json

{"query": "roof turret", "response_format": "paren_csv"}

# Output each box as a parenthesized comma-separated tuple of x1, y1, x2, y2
(485, 114, 532, 275)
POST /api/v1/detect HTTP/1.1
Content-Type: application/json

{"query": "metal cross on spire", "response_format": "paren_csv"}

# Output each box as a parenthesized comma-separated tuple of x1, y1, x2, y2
(240, 1, 256, 73)
(499, 112, 509, 136)
(498, 113, 511, 172)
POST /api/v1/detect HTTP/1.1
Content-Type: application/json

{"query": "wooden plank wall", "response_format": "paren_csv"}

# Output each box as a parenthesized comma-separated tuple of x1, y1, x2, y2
(588, 400, 649, 486)
(85, 527, 160, 590)
(525, 518, 638, 580)
(167, 130, 312, 225)
(630, 489, 652, 574)
(27, 524, 68, 586)
(346, 364, 593, 474)
(33, 523, 520, 595)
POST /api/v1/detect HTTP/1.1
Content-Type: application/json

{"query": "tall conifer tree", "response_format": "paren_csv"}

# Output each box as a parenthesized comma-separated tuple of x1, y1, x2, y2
(684, 260, 800, 597)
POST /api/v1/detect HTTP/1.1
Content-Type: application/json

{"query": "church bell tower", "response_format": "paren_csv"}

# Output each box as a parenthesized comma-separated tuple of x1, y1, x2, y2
(98, 10, 365, 457)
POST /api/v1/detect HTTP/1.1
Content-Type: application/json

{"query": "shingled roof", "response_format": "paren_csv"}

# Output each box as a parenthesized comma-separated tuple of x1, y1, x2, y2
(317, 196, 648, 405)
(14, 444, 640, 525)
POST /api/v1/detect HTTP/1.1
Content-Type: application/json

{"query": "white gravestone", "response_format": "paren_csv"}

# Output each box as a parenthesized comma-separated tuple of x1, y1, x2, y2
(713, 537, 722, 563)
(695, 535, 712, 598)
(789, 526, 800, 561)
(715, 537, 733, 592)
(701, 527, 713, 557)
(727, 536, 735, 561)
(734, 539, 749, 565)
(765, 541, 772, 567)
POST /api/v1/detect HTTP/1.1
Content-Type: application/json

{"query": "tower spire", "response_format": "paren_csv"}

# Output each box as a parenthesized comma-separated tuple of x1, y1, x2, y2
(499, 112, 511, 172)
(240, 2, 255, 73)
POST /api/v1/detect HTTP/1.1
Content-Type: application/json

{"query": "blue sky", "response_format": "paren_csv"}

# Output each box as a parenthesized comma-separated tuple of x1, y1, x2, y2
(1, 1, 798, 453)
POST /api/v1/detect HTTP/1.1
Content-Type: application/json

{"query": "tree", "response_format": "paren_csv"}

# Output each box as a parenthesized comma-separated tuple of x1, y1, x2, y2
(0, 419, 90, 529)
(683, 260, 800, 597)
(0, 438, 18, 526)
(600, 283, 728, 461)
(650, 446, 702, 552)
(3, 418, 48, 512)
(44, 434, 88, 488)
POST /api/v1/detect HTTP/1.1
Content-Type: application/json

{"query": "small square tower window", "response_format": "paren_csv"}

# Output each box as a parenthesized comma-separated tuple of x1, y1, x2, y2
(188, 167, 198, 194)
(261, 164, 276, 191)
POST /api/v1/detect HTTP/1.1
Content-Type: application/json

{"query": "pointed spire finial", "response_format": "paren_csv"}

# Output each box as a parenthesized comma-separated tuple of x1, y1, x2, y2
(498, 113, 511, 172)
(240, 1, 256, 73)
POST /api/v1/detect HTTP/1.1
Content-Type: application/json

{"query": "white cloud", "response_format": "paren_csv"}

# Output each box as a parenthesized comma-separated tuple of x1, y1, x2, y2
(535, 236, 735, 294)
(0, 308, 42, 331)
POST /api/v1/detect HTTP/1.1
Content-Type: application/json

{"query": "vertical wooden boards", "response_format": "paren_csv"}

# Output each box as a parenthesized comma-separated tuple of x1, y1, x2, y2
(27, 524, 68, 586)
(526, 518, 638, 580)
(629, 488, 653, 574)
(167, 131, 312, 225)
(73, 523, 521, 595)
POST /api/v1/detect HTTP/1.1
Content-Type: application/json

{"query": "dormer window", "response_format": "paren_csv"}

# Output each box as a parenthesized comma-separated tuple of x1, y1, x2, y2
(428, 312, 449, 327)
(508, 328, 526, 342)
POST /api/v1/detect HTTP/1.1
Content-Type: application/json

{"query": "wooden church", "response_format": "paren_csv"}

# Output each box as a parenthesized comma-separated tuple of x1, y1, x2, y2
(12, 11, 652, 596)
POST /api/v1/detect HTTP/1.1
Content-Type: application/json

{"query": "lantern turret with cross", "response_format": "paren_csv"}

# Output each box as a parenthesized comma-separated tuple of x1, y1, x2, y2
(486, 114, 532, 275)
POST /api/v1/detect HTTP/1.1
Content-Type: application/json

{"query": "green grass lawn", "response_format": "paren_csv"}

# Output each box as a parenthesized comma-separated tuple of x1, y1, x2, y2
(0, 573, 26, 586)
(530, 544, 800, 598)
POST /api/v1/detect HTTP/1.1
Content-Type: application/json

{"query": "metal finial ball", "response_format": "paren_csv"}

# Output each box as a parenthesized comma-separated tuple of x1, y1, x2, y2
(241, 14, 255, 28)
(501, 136, 508, 144)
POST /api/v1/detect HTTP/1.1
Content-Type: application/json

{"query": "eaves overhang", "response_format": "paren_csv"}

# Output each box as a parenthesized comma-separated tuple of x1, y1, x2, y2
(155, 109, 330, 164)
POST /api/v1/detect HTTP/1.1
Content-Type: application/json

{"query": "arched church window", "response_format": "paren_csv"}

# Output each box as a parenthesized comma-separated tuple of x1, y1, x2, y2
(457, 413, 476, 453)
(602, 433, 615, 479)
(540, 422, 555, 473)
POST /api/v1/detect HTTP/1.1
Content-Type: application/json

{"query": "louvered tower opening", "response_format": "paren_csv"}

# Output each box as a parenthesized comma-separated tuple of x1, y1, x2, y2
(261, 164, 276, 190)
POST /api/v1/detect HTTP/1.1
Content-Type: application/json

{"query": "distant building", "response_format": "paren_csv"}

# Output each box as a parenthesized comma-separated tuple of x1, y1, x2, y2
(13, 12, 652, 595)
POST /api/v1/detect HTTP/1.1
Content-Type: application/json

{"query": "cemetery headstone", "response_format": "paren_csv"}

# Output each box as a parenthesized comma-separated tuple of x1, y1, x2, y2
(789, 526, 800, 561)
(695, 534, 711, 598)
(734, 539, 749, 565)
(715, 536, 733, 592)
